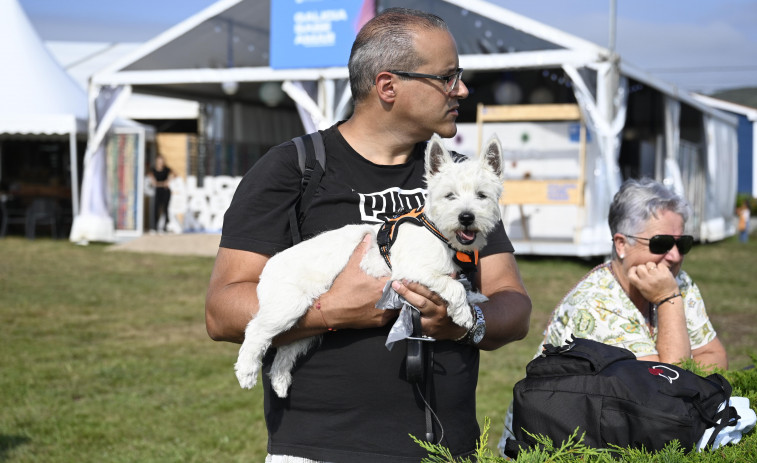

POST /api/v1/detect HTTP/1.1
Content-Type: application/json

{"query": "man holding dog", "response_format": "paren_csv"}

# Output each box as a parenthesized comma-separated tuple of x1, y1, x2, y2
(205, 8, 532, 462)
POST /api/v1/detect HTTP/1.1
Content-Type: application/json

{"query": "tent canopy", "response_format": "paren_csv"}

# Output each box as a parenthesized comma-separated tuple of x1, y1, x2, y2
(0, 0, 88, 135)
(93, 0, 612, 101)
(84, 0, 739, 252)
(91, 0, 732, 124)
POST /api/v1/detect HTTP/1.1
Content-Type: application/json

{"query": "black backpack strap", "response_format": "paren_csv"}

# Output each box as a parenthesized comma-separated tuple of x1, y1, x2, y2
(289, 131, 326, 245)
(696, 373, 740, 449)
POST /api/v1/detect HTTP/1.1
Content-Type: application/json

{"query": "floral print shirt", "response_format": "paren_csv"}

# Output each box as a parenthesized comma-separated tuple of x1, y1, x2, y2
(541, 262, 717, 357)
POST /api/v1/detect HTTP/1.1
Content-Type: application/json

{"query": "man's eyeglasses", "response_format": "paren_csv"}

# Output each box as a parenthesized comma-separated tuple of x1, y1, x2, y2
(623, 234, 695, 255)
(388, 68, 464, 93)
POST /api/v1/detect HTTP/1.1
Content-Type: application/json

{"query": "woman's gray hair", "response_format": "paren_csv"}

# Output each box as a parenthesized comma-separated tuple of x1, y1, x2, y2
(348, 8, 449, 103)
(608, 178, 691, 259)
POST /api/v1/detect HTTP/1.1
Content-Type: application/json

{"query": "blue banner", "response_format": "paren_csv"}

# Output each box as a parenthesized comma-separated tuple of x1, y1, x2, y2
(270, 0, 372, 69)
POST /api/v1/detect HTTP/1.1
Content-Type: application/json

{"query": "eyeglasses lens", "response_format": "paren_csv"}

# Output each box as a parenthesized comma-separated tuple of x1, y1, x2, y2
(676, 236, 694, 255)
(649, 235, 693, 255)
(445, 70, 462, 93)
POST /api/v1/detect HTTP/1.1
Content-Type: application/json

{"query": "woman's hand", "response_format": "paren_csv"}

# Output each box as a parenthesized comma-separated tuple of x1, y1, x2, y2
(629, 261, 690, 363)
(627, 261, 680, 304)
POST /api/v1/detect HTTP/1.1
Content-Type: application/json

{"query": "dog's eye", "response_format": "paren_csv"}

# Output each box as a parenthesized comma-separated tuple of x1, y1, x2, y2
(476, 192, 487, 200)
(445, 193, 456, 200)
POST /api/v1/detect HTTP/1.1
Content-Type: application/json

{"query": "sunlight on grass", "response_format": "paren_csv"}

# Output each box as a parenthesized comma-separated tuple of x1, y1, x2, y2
(0, 234, 754, 461)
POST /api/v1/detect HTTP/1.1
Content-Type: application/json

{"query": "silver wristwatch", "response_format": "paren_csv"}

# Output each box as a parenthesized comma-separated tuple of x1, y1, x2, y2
(457, 304, 486, 346)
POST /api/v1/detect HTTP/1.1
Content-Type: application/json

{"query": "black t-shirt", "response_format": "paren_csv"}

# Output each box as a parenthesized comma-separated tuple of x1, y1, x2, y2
(152, 167, 172, 195)
(220, 123, 514, 462)
(152, 166, 171, 183)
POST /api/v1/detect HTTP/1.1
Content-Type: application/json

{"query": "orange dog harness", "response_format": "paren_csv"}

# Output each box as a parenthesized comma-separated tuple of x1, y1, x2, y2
(376, 206, 479, 281)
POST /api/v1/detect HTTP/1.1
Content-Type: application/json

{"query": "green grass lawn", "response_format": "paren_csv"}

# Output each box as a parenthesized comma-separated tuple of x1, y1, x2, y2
(0, 234, 754, 462)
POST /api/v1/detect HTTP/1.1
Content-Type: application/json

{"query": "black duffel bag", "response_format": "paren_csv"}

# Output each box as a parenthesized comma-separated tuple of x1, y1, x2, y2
(506, 337, 738, 457)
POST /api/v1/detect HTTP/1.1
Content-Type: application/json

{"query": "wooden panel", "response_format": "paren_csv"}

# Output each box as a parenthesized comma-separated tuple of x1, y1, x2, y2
(155, 133, 192, 179)
(500, 179, 583, 205)
(477, 104, 582, 122)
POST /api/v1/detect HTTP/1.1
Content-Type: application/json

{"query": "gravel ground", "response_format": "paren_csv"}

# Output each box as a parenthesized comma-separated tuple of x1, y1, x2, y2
(106, 233, 221, 257)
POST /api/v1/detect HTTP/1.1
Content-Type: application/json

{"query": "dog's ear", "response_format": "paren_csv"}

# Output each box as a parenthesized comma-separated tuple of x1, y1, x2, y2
(481, 134, 504, 180)
(425, 134, 451, 176)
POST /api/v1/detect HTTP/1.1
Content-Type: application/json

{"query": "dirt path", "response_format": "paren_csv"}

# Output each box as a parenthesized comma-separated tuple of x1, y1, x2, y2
(106, 233, 221, 257)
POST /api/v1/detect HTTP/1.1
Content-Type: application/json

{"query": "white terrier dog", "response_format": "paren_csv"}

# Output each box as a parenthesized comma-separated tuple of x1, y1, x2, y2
(235, 134, 505, 398)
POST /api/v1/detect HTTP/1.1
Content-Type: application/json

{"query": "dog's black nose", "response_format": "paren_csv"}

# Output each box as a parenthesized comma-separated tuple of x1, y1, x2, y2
(458, 212, 475, 226)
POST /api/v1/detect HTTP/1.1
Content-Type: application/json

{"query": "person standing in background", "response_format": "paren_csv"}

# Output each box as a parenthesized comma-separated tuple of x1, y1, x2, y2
(736, 199, 751, 243)
(148, 155, 175, 233)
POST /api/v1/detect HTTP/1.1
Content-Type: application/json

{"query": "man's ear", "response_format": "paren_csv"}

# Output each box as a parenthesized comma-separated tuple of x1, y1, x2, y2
(375, 72, 396, 103)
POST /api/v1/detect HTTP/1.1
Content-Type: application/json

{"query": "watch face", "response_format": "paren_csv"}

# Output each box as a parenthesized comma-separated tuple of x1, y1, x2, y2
(471, 323, 485, 344)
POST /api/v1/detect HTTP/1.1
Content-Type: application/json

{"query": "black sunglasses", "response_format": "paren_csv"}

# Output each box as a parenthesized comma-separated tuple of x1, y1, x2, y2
(388, 68, 464, 93)
(624, 234, 694, 255)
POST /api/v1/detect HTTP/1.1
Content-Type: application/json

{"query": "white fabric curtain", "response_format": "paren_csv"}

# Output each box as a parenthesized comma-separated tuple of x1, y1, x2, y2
(282, 79, 352, 133)
(663, 96, 685, 196)
(702, 114, 739, 239)
(69, 84, 132, 244)
(563, 64, 628, 248)
(563, 64, 627, 197)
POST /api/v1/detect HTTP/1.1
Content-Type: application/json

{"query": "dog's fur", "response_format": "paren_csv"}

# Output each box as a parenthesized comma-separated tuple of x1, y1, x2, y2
(235, 134, 505, 398)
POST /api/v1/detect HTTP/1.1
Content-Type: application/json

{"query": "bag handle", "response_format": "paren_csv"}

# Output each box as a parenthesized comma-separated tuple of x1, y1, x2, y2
(527, 337, 635, 376)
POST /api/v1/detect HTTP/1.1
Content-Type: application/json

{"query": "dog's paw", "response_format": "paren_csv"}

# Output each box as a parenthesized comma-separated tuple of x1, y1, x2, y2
(234, 362, 259, 389)
(271, 371, 292, 398)
(449, 303, 475, 329)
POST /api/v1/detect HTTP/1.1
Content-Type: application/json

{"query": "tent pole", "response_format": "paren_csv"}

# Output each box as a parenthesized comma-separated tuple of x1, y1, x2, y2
(69, 129, 80, 217)
(608, 0, 617, 52)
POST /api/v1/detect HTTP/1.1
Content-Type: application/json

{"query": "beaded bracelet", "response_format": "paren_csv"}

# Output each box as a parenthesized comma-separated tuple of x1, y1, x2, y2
(655, 292, 682, 306)
(314, 300, 336, 332)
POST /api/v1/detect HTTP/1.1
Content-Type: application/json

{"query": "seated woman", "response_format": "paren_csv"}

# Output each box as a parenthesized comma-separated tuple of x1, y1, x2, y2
(499, 178, 727, 455)
(542, 178, 727, 368)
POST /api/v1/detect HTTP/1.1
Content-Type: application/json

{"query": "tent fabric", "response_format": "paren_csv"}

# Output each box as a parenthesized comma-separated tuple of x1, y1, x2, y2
(693, 94, 757, 198)
(46, 41, 200, 121)
(563, 64, 627, 195)
(703, 115, 739, 240)
(282, 79, 352, 132)
(664, 96, 685, 197)
(84, 0, 741, 253)
(69, 85, 143, 244)
(0, 0, 88, 134)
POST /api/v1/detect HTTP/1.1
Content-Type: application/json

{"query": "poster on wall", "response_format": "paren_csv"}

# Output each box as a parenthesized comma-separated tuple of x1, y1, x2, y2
(106, 129, 145, 236)
(270, 0, 375, 69)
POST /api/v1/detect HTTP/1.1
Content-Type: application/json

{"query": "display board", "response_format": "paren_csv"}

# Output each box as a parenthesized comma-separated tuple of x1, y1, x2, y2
(270, 0, 370, 69)
(106, 130, 145, 236)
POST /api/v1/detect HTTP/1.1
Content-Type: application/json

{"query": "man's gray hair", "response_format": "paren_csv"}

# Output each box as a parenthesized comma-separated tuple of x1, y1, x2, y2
(608, 178, 691, 259)
(348, 8, 449, 103)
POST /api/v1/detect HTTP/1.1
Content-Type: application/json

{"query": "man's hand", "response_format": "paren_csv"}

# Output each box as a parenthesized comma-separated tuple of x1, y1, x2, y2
(318, 235, 395, 330)
(389, 279, 468, 341)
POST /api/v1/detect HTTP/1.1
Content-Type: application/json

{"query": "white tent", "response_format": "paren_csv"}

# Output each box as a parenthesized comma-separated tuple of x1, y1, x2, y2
(0, 0, 88, 217)
(1, 0, 154, 242)
(87, 0, 739, 255)
(694, 94, 757, 198)
(46, 40, 200, 122)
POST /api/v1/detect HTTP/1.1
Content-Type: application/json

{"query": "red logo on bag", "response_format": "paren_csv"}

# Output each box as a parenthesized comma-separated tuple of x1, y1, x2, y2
(648, 365, 679, 384)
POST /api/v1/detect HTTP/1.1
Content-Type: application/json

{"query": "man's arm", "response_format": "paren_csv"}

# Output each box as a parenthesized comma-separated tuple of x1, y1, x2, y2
(205, 236, 394, 345)
(474, 252, 532, 350)
(204, 247, 280, 343)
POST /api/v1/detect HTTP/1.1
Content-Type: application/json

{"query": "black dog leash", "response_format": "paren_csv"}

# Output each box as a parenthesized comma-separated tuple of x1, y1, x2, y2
(378, 206, 468, 444)
(407, 306, 443, 443)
